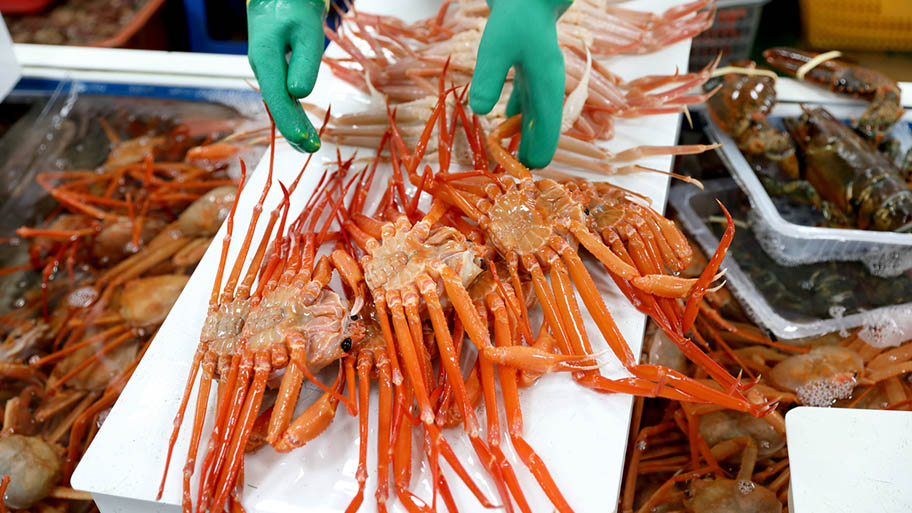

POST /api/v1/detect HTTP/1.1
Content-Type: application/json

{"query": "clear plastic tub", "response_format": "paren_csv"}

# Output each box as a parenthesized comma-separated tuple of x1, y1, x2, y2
(701, 104, 912, 278)
(670, 178, 912, 343)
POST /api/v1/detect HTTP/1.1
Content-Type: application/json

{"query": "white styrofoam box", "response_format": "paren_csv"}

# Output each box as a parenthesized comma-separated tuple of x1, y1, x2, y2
(72, 2, 695, 513)
(0, 16, 21, 102)
(787, 407, 912, 513)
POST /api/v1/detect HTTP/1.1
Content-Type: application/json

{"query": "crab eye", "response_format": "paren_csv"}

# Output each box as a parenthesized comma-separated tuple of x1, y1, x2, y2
(341, 337, 353, 352)
(584, 208, 590, 216)
(479, 259, 487, 270)
(350, 314, 359, 320)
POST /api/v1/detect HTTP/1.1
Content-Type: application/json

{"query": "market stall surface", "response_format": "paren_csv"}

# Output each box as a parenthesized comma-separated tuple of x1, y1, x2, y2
(72, 1, 692, 512)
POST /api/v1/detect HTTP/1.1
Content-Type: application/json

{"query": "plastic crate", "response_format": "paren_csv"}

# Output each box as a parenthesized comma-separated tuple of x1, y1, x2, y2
(800, 0, 912, 51)
(689, 0, 770, 71)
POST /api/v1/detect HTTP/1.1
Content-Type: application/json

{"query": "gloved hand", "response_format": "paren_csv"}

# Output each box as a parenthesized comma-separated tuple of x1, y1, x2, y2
(469, 0, 571, 169)
(247, 0, 328, 153)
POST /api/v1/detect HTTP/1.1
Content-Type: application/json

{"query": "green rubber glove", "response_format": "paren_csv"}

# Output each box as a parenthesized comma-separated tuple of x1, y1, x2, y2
(470, 0, 571, 169)
(247, 0, 328, 153)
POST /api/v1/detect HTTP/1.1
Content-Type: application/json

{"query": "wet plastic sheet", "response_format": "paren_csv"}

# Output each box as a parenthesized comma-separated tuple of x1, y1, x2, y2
(73, 1, 694, 512)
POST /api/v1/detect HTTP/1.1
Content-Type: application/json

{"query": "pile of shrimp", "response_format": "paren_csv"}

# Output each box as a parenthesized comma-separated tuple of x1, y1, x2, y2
(620, 238, 912, 513)
(317, 0, 721, 175)
(0, 118, 266, 513)
(159, 78, 781, 513)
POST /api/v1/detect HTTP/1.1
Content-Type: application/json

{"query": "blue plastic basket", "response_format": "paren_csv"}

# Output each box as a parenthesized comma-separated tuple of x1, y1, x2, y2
(182, 0, 348, 55)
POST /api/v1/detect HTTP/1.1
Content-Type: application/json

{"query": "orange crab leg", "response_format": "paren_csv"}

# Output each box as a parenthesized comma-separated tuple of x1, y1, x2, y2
(621, 226, 681, 330)
(15, 226, 97, 240)
(482, 344, 596, 374)
(488, 293, 574, 513)
(568, 222, 640, 280)
(343, 356, 358, 417)
(0, 475, 9, 513)
(211, 353, 270, 512)
(267, 355, 305, 445)
(192, 355, 239, 506)
(521, 254, 573, 355)
(426, 421, 501, 510)
(157, 344, 208, 501)
(352, 213, 385, 240)
(386, 290, 434, 424)
(289, 341, 351, 407)
(551, 236, 635, 366)
(200, 356, 252, 511)
(31, 324, 129, 368)
(402, 290, 433, 386)
(682, 202, 733, 332)
(177, 351, 215, 512)
(406, 282, 506, 509)
(273, 365, 344, 453)
(630, 274, 697, 298)
(554, 237, 762, 410)
(372, 351, 393, 512)
(518, 327, 558, 388)
(237, 183, 291, 300)
(390, 387, 431, 513)
(220, 155, 274, 303)
(486, 115, 531, 179)
(548, 256, 595, 358)
(345, 352, 373, 513)
(48, 331, 134, 392)
(420, 279, 480, 436)
(374, 293, 403, 385)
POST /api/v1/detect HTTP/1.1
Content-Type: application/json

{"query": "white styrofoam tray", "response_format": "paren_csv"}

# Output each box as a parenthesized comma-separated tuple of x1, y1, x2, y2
(0, 16, 21, 102)
(787, 407, 912, 513)
(72, 2, 693, 512)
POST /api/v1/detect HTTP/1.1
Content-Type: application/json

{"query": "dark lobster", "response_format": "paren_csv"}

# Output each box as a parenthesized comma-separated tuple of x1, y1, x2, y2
(764, 47, 903, 144)
(785, 106, 912, 232)
(705, 62, 800, 180)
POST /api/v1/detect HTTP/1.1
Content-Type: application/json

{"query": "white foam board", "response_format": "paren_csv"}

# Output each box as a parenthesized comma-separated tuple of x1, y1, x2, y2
(0, 16, 21, 102)
(787, 407, 912, 513)
(72, 2, 692, 513)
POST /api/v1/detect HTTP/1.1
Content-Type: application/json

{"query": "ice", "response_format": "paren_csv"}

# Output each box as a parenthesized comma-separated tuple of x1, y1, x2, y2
(796, 375, 856, 407)
(737, 480, 756, 495)
(66, 286, 98, 308)
(863, 248, 912, 278)
(857, 304, 912, 348)
(828, 306, 850, 338)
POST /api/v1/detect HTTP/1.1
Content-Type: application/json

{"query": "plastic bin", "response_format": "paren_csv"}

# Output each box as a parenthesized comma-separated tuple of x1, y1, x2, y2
(670, 178, 912, 343)
(182, 0, 248, 54)
(90, 0, 168, 48)
(689, 0, 770, 71)
(800, 0, 912, 51)
(701, 105, 912, 278)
